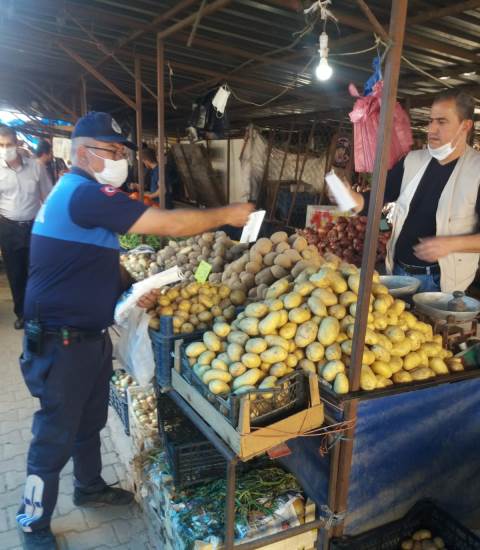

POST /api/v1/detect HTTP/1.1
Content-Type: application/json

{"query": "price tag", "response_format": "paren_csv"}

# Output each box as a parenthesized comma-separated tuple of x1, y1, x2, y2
(194, 261, 212, 283)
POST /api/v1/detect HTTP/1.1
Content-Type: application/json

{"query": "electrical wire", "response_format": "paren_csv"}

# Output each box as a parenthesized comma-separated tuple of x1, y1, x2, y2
(167, 62, 177, 110)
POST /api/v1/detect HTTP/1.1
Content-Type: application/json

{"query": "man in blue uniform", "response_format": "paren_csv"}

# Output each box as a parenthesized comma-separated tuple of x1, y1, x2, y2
(18, 111, 253, 549)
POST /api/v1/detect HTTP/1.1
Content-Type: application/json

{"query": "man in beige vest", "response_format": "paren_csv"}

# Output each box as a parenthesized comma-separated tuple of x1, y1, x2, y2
(347, 90, 480, 293)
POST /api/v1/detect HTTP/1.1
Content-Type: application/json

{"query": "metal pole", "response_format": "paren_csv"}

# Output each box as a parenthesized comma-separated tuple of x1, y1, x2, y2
(331, 0, 409, 539)
(135, 57, 145, 203)
(226, 137, 231, 203)
(157, 34, 166, 209)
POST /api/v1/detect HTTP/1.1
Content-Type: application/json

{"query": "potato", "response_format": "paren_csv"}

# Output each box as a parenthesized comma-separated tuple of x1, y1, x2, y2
(232, 368, 263, 389)
(256, 312, 279, 335)
(370, 344, 390, 363)
(432, 537, 445, 549)
(339, 291, 357, 307)
(227, 343, 244, 362)
(208, 380, 230, 395)
(306, 296, 327, 317)
(372, 283, 389, 296)
(299, 359, 316, 374)
(325, 343, 342, 361)
(238, 317, 260, 337)
(230, 289, 247, 306)
(412, 530, 432, 542)
(363, 348, 376, 365)
(337, 332, 348, 344)
(329, 273, 348, 294)
(391, 339, 412, 357)
(318, 317, 340, 346)
(390, 356, 403, 373)
(340, 340, 353, 356)
(310, 268, 333, 288)
(306, 342, 325, 362)
(265, 335, 290, 351)
(385, 326, 405, 344)
(376, 333, 393, 351)
(322, 360, 345, 382)
(229, 362, 247, 377)
(252, 237, 273, 256)
(180, 322, 195, 334)
(261, 346, 288, 364)
(245, 302, 269, 319)
(270, 363, 288, 377)
(410, 367, 435, 381)
(241, 353, 262, 369)
(197, 350, 215, 366)
(295, 321, 318, 348)
(421, 342, 442, 358)
(279, 322, 297, 340)
(429, 357, 449, 375)
(186, 342, 207, 358)
(202, 369, 232, 384)
(333, 372, 349, 394)
(223, 305, 237, 321)
(372, 312, 388, 331)
(403, 352, 421, 371)
(294, 281, 315, 297)
(258, 375, 278, 399)
(340, 315, 356, 331)
(371, 361, 393, 379)
(211, 358, 229, 372)
(360, 365, 377, 391)
(348, 274, 360, 293)
(364, 328, 378, 346)
(390, 299, 406, 316)
(312, 288, 338, 306)
(263, 251, 277, 266)
(292, 236, 307, 252)
(327, 304, 346, 320)
(245, 261, 262, 275)
(245, 338, 267, 354)
(289, 306, 312, 324)
(265, 278, 290, 299)
(226, 331, 249, 347)
(393, 370, 413, 384)
(285, 353, 298, 368)
(447, 358, 464, 372)
(203, 331, 221, 352)
(283, 292, 303, 310)
(234, 384, 257, 395)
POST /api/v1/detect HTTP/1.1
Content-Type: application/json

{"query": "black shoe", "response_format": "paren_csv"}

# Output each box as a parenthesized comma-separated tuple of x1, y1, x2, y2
(14, 317, 24, 330)
(73, 485, 134, 507)
(20, 527, 57, 550)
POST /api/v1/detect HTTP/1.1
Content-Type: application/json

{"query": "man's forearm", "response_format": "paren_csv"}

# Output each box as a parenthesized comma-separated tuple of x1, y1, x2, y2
(450, 233, 480, 253)
(128, 207, 226, 237)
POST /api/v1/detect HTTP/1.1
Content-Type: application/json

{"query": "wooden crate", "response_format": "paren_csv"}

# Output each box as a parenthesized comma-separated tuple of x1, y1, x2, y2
(171, 369, 324, 460)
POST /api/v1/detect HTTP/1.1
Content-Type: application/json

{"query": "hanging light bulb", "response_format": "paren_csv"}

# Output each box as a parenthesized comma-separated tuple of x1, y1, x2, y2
(316, 31, 333, 81)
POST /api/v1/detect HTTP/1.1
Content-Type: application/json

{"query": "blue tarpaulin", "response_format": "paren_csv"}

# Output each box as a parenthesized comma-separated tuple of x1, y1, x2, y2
(281, 376, 480, 537)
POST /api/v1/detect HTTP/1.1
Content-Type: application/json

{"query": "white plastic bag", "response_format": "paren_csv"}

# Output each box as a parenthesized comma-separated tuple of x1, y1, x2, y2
(116, 307, 155, 386)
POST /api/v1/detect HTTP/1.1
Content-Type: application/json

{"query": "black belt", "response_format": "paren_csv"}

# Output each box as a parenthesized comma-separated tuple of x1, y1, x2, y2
(398, 260, 440, 275)
(43, 328, 106, 343)
(0, 215, 33, 226)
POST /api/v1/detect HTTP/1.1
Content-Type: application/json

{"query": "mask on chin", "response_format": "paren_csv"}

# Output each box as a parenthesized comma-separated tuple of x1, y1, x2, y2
(427, 124, 464, 162)
(88, 149, 128, 188)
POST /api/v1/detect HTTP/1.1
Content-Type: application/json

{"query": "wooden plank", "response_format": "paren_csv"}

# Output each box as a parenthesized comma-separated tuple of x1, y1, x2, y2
(171, 370, 324, 461)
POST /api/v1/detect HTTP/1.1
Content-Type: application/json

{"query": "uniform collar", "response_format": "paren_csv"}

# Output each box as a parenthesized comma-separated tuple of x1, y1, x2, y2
(70, 166, 97, 181)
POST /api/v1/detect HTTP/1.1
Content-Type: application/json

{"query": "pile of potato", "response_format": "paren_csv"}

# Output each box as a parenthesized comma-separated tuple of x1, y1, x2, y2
(121, 232, 247, 282)
(111, 369, 137, 398)
(148, 281, 247, 334)
(221, 231, 325, 301)
(154, 231, 247, 282)
(184, 254, 463, 397)
(130, 387, 158, 432)
(401, 529, 446, 549)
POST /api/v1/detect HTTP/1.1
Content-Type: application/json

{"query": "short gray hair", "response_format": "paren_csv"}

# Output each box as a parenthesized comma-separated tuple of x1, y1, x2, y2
(71, 137, 95, 164)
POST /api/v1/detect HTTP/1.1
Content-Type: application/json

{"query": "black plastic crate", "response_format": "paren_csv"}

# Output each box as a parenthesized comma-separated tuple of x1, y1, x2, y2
(180, 343, 307, 428)
(156, 392, 226, 488)
(149, 316, 205, 388)
(331, 500, 480, 550)
(109, 382, 130, 436)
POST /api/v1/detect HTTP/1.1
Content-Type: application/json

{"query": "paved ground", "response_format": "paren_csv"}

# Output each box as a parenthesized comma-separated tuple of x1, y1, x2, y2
(0, 274, 152, 550)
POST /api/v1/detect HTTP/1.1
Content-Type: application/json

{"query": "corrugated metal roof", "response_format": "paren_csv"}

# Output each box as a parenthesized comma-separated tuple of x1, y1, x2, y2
(0, 0, 478, 136)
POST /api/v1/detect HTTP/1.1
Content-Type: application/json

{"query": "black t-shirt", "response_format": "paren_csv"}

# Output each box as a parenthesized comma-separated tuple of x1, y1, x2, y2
(362, 155, 480, 266)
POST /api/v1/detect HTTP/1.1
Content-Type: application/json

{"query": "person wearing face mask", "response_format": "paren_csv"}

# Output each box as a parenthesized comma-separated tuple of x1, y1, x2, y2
(17, 112, 254, 550)
(0, 125, 52, 329)
(346, 90, 480, 293)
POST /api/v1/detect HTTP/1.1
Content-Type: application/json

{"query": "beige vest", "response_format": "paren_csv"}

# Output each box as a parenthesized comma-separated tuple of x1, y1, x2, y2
(386, 146, 480, 292)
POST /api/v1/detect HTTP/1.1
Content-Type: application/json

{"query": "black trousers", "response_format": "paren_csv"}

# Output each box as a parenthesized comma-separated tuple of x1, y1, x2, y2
(0, 216, 33, 318)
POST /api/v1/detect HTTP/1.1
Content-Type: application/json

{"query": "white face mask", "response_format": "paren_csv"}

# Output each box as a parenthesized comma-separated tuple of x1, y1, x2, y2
(427, 124, 463, 161)
(88, 149, 128, 188)
(0, 146, 18, 163)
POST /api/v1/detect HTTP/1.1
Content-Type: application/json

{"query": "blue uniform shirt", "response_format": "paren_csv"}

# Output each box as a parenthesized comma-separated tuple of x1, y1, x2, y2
(24, 168, 148, 330)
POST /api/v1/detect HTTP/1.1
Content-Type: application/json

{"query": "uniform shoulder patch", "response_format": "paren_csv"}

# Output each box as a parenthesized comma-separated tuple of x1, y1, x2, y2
(99, 185, 120, 197)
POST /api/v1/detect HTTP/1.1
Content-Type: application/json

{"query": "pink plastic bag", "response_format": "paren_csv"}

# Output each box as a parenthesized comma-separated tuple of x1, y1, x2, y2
(349, 81, 413, 173)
